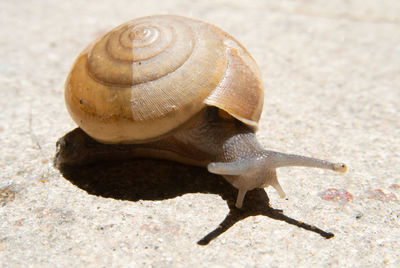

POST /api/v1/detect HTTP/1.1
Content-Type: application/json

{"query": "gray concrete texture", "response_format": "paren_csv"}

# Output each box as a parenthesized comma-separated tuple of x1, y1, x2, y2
(1, 0, 399, 266)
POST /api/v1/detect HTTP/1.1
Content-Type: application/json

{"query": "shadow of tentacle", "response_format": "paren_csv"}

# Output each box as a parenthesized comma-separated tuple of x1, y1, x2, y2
(55, 128, 334, 245)
(198, 189, 334, 245)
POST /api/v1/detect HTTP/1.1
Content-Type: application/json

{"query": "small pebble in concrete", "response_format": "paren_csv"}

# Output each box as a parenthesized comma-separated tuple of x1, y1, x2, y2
(366, 189, 399, 203)
(320, 188, 353, 203)
(0, 184, 18, 207)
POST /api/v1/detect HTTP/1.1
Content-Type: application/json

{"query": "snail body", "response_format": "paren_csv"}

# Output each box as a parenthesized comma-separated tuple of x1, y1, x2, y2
(60, 15, 347, 208)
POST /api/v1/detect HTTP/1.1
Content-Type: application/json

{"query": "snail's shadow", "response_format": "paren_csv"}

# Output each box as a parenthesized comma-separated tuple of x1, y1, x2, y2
(55, 130, 334, 245)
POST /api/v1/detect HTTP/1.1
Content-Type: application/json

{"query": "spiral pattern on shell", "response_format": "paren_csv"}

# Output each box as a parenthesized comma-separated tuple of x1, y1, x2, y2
(87, 17, 196, 86)
(65, 15, 263, 143)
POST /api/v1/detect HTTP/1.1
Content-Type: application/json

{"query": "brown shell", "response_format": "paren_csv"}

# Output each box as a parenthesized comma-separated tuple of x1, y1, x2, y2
(65, 15, 264, 143)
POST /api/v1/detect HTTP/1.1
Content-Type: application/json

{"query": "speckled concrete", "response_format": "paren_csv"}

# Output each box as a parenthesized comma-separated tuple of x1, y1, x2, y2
(1, 0, 399, 267)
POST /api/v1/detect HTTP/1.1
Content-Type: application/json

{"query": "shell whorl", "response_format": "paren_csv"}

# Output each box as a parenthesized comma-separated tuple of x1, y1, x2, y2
(87, 17, 195, 86)
(65, 15, 263, 144)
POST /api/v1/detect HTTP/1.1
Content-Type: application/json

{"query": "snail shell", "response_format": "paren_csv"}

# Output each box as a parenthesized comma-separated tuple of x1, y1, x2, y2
(61, 15, 347, 209)
(65, 15, 263, 144)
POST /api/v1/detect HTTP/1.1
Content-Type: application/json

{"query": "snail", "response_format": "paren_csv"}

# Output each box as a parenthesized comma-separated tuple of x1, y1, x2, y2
(58, 15, 347, 209)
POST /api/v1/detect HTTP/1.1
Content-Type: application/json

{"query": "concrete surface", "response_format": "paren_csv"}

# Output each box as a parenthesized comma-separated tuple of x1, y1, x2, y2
(1, 0, 399, 267)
